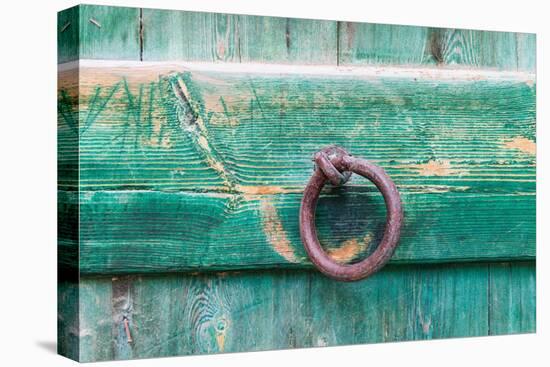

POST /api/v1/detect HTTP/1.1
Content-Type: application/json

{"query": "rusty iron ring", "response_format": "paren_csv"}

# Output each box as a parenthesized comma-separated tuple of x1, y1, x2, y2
(299, 146, 403, 281)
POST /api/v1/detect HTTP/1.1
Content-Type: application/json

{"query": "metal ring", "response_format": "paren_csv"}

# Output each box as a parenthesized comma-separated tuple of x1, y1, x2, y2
(299, 146, 403, 281)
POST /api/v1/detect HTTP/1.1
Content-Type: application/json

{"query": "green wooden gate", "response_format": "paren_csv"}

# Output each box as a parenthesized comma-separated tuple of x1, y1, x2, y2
(58, 5, 536, 362)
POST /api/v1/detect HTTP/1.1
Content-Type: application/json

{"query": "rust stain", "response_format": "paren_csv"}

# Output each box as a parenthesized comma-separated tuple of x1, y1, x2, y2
(328, 234, 373, 264)
(503, 137, 536, 155)
(259, 198, 298, 263)
(409, 160, 467, 176)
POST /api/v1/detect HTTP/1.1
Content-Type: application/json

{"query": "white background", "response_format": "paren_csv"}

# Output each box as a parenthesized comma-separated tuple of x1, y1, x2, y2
(0, 0, 547, 365)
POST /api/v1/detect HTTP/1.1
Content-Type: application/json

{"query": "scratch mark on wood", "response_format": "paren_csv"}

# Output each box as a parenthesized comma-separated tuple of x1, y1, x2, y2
(89, 18, 102, 28)
(60, 22, 71, 33)
(82, 82, 121, 135)
(171, 75, 236, 190)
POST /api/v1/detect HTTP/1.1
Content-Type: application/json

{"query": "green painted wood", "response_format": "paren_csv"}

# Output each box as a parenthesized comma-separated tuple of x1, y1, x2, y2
(57, 76, 78, 190)
(238, 16, 337, 64)
(339, 23, 433, 65)
(142, 9, 240, 62)
(58, 65, 535, 273)
(57, 33, 80, 361)
(517, 33, 537, 71)
(79, 278, 114, 362)
(57, 280, 79, 361)
(489, 262, 536, 335)
(309, 263, 490, 345)
(78, 5, 141, 60)
(58, 191, 78, 273)
(58, 6, 79, 63)
(339, 23, 536, 72)
(73, 190, 534, 274)
(60, 67, 535, 192)
(57, 6, 536, 362)
(75, 262, 532, 361)
(141, 9, 337, 63)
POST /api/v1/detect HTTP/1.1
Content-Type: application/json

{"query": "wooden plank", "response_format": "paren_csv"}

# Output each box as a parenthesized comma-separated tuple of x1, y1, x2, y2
(339, 23, 536, 72)
(238, 15, 337, 64)
(141, 9, 337, 64)
(74, 190, 534, 274)
(77, 263, 494, 361)
(60, 63, 535, 192)
(79, 278, 114, 362)
(78, 5, 141, 61)
(58, 5, 141, 360)
(309, 263, 489, 345)
(489, 262, 536, 335)
(58, 280, 79, 361)
(55, 62, 535, 274)
(57, 39, 80, 361)
(142, 9, 240, 62)
(58, 6, 79, 64)
(517, 33, 537, 71)
(338, 23, 432, 66)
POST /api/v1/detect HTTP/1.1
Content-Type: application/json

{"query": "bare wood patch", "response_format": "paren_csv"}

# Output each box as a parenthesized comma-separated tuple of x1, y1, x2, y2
(259, 198, 298, 263)
(215, 319, 229, 352)
(237, 185, 290, 200)
(503, 137, 536, 155)
(328, 233, 373, 264)
(408, 160, 468, 176)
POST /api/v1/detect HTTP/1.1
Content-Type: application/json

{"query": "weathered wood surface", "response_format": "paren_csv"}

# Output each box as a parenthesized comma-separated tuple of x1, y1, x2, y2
(58, 63, 535, 274)
(339, 23, 536, 71)
(67, 190, 534, 274)
(59, 5, 536, 71)
(57, 5, 536, 362)
(75, 261, 535, 362)
(61, 63, 536, 192)
(489, 262, 536, 335)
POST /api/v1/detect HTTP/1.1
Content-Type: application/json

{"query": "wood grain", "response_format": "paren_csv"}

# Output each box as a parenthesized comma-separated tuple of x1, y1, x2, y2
(78, 5, 141, 61)
(238, 15, 337, 64)
(57, 5, 537, 362)
(59, 64, 535, 192)
(75, 262, 535, 362)
(142, 9, 240, 62)
(56, 63, 536, 274)
(489, 262, 536, 335)
(57, 6, 79, 64)
(71, 190, 534, 274)
(339, 23, 536, 71)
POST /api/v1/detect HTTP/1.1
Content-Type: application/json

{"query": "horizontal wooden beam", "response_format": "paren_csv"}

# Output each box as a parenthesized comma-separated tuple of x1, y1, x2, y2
(58, 62, 535, 274)
(59, 62, 535, 192)
(58, 188, 535, 275)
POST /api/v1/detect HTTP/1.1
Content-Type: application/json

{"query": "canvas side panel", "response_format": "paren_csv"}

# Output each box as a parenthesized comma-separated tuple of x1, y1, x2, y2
(57, 5, 80, 361)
